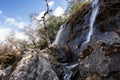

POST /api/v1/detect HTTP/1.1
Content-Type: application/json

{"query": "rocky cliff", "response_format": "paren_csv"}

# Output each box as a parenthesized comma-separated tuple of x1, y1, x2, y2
(0, 0, 120, 80)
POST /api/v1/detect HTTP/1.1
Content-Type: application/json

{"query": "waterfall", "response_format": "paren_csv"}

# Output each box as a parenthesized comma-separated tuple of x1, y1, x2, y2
(65, 63, 78, 70)
(63, 0, 100, 80)
(84, 0, 99, 44)
(64, 63, 78, 80)
(52, 24, 65, 46)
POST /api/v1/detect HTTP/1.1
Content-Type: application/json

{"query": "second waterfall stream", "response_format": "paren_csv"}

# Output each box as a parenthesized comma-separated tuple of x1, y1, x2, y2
(52, 24, 65, 46)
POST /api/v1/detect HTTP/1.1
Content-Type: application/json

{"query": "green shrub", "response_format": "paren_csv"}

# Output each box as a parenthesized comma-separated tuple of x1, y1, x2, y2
(68, 1, 91, 25)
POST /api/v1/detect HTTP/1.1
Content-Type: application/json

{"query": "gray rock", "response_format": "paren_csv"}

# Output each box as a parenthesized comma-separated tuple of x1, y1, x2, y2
(78, 32, 120, 78)
(3, 50, 59, 80)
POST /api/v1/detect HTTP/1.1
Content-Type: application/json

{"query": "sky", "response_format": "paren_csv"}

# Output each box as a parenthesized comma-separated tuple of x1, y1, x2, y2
(0, 0, 67, 42)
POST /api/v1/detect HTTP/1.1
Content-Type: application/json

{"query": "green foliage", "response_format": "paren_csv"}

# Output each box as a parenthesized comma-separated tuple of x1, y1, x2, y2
(38, 16, 67, 42)
(71, 1, 90, 17)
(38, 38, 47, 49)
(68, 1, 91, 24)
(48, 16, 67, 40)
(39, 28, 45, 35)
(30, 1, 91, 49)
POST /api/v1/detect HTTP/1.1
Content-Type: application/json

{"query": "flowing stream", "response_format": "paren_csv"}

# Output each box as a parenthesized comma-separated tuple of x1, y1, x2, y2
(64, 0, 99, 80)
(52, 24, 65, 46)
(84, 0, 99, 44)
(64, 63, 78, 80)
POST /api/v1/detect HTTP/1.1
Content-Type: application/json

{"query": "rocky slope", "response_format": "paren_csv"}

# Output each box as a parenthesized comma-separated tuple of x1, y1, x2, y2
(0, 0, 120, 80)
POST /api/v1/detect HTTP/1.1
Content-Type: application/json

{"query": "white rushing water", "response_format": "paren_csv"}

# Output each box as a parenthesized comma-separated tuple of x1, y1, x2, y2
(66, 63, 78, 71)
(84, 0, 99, 44)
(52, 24, 65, 46)
(64, 63, 78, 80)
(63, 0, 100, 80)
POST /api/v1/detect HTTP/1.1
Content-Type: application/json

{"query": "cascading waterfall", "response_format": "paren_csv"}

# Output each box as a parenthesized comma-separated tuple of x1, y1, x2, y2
(64, 63, 78, 80)
(52, 24, 65, 46)
(84, 0, 99, 44)
(63, 0, 100, 80)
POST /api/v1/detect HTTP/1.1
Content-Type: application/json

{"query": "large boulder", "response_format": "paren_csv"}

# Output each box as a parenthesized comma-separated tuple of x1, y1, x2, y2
(0, 49, 59, 80)
(78, 32, 120, 79)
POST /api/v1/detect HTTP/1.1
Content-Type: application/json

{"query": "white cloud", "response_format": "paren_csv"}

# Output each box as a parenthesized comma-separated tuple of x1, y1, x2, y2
(36, 11, 49, 23)
(15, 32, 29, 41)
(0, 27, 29, 42)
(0, 28, 12, 42)
(48, 1, 54, 7)
(5, 18, 15, 24)
(5, 18, 27, 29)
(0, 10, 3, 14)
(53, 7, 64, 17)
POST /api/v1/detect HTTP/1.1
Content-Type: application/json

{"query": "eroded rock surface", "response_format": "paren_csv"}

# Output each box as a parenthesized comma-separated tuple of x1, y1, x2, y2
(0, 49, 59, 80)
(78, 32, 120, 79)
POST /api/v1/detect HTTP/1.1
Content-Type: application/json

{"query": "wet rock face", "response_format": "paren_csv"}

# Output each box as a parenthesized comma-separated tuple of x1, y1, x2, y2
(64, 0, 120, 79)
(56, 24, 71, 47)
(67, 3, 92, 59)
(95, 0, 120, 33)
(78, 32, 120, 79)
(67, 0, 120, 56)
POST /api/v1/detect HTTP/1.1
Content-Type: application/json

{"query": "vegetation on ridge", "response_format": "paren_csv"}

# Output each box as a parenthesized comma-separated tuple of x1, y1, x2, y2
(68, 1, 91, 25)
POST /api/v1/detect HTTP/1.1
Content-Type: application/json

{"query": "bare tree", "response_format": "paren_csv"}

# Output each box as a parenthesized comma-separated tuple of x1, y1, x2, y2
(23, 26, 40, 48)
(32, 0, 52, 47)
(6, 32, 18, 50)
(0, 43, 9, 55)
